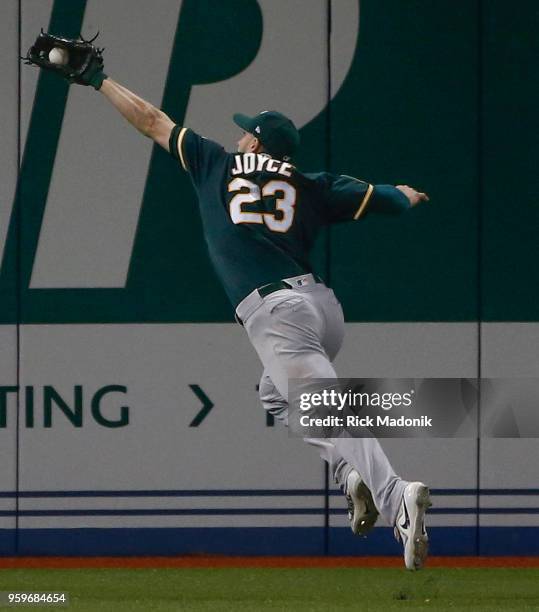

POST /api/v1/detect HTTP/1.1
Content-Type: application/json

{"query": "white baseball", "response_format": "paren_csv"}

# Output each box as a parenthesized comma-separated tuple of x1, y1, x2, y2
(48, 47, 69, 65)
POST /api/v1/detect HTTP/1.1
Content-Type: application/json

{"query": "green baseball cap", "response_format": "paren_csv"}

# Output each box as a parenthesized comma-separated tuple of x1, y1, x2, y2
(233, 110, 300, 161)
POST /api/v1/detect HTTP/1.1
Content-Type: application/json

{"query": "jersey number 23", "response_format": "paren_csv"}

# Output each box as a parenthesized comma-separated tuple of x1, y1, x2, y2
(228, 178, 296, 233)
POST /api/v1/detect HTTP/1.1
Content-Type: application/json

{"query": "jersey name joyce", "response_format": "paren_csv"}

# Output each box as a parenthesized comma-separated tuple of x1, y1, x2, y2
(231, 153, 293, 178)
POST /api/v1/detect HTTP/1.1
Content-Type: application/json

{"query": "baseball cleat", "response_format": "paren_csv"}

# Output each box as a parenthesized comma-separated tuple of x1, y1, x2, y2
(394, 481, 431, 570)
(345, 470, 379, 536)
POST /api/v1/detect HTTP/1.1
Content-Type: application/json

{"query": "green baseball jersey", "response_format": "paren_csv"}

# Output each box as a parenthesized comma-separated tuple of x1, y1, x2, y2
(169, 126, 410, 308)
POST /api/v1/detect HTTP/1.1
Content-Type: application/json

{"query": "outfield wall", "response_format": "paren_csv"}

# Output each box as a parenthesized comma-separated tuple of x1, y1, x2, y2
(0, 0, 537, 556)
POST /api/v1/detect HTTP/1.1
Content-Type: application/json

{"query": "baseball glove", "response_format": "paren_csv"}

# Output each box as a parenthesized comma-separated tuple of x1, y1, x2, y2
(22, 30, 107, 90)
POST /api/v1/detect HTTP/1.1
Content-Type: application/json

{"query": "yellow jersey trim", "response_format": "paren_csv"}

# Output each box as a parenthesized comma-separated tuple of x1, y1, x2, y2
(177, 127, 188, 171)
(353, 183, 374, 220)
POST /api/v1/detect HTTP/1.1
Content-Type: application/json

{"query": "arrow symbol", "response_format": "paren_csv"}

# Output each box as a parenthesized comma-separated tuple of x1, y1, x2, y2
(188, 384, 214, 427)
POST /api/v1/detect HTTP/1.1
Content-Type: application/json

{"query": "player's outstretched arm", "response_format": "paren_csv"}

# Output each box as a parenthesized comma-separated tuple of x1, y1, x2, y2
(22, 32, 176, 151)
(99, 78, 175, 151)
(326, 176, 430, 222)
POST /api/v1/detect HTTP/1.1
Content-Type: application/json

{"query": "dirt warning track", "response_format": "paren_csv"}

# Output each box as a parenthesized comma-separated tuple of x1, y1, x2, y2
(0, 556, 537, 569)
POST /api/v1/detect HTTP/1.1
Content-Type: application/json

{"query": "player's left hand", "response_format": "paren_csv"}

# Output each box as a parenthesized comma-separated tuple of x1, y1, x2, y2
(395, 185, 430, 207)
(22, 30, 107, 90)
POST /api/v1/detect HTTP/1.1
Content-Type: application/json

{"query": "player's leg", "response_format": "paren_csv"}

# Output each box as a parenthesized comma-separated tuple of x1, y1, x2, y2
(259, 370, 350, 486)
(259, 373, 409, 535)
(317, 285, 430, 567)
(259, 369, 379, 535)
(244, 288, 406, 526)
(258, 370, 289, 425)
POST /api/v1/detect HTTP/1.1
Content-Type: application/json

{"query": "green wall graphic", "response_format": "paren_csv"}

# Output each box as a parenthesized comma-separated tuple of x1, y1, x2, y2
(1, 0, 537, 323)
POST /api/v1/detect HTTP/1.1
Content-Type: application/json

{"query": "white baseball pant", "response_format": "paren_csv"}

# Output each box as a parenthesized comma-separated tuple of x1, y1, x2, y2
(236, 274, 407, 524)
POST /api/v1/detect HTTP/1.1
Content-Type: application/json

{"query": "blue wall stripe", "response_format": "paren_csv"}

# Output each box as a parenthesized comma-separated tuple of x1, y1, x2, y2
(0, 488, 537, 498)
(0, 527, 537, 556)
(2, 507, 539, 517)
(0, 489, 326, 498)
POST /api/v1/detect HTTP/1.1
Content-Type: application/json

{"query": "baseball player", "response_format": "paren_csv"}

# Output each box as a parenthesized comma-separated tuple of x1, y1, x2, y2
(24, 36, 431, 569)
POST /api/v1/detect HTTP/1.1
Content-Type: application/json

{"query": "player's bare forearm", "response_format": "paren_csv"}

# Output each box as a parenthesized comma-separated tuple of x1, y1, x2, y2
(99, 78, 174, 151)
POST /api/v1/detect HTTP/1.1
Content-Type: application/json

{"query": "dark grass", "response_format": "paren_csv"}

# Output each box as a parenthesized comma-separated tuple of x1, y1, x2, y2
(1, 567, 539, 611)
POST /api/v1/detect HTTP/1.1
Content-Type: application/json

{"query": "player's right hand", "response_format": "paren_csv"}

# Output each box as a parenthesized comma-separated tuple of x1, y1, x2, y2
(396, 185, 430, 207)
